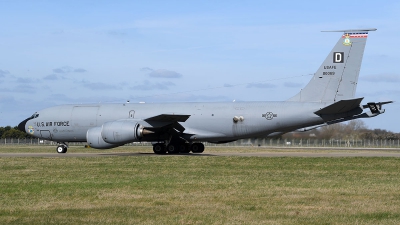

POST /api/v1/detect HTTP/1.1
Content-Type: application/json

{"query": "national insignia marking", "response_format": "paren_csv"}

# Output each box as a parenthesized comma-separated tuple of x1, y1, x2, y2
(262, 112, 277, 120)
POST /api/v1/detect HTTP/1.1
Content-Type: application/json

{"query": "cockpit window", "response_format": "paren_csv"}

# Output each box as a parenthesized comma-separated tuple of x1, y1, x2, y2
(30, 113, 39, 119)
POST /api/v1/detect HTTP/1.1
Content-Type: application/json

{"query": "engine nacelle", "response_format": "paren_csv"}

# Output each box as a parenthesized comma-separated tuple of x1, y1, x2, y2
(101, 121, 144, 144)
(86, 126, 121, 149)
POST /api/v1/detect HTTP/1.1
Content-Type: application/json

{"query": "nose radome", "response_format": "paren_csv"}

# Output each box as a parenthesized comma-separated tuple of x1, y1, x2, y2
(18, 118, 30, 132)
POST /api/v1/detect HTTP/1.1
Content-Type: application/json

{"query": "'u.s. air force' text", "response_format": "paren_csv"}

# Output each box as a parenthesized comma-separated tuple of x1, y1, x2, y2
(34, 121, 70, 127)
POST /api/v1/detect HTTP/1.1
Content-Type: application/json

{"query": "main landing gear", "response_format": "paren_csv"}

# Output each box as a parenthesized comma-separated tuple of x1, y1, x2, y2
(152, 143, 205, 154)
(56, 143, 68, 153)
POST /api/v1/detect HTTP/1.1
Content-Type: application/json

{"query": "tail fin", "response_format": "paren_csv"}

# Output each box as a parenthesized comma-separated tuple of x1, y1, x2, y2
(287, 28, 376, 102)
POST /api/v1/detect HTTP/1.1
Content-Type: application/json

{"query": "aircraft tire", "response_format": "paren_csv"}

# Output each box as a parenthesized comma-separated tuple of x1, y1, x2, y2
(191, 143, 204, 153)
(153, 143, 166, 154)
(167, 144, 180, 154)
(178, 143, 190, 153)
(57, 145, 67, 153)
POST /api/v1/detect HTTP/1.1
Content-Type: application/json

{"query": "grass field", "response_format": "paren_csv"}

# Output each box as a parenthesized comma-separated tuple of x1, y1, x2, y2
(1, 146, 400, 224)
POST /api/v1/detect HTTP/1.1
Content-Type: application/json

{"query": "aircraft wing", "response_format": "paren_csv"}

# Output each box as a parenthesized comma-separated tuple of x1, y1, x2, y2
(144, 114, 190, 122)
(144, 114, 191, 132)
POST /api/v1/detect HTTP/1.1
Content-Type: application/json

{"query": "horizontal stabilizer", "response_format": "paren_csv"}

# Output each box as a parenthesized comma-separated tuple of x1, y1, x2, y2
(314, 98, 363, 115)
(321, 28, 377, 32)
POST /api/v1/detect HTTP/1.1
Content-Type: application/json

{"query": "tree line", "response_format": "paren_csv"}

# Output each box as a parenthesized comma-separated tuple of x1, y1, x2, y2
(282, 120, 400, 140)
(1, 120, 399, 140)
(0, 126, 32, 139)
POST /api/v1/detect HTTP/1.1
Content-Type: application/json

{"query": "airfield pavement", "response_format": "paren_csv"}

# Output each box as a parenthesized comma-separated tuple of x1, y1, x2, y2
(1, 151, 400, 157)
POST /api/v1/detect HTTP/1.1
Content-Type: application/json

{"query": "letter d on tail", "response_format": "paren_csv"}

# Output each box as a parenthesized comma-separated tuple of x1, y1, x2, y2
(333, 52, 344, 63)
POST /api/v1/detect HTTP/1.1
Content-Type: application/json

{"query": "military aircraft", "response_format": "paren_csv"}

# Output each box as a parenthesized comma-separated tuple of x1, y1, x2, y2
(18, 28, 392, 154)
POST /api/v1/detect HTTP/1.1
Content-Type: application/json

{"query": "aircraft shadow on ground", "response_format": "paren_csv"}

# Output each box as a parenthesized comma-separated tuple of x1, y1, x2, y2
(100, 153, 216, 157)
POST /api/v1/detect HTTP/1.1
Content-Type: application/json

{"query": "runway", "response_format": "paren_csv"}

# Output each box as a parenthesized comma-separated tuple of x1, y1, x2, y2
(1, 152, 400, 157)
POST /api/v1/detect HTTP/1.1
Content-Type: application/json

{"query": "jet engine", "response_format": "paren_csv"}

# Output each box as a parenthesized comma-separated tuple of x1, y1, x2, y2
(101, 121, 145, 144)
(86, 126, 120, 149)
(86, 121, 151, 149)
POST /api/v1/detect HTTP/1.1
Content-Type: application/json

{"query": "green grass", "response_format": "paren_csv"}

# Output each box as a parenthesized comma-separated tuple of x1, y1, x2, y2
(0, 147, 400, 224)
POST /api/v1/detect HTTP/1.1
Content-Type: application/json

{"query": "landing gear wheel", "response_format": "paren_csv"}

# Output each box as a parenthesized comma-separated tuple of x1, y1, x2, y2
(191, 143, 205, 153)
(167, 144, 180, 154)
(56, 145, 67, 153)
(153, 143, 166, 154)
(179, 143, 190, 153)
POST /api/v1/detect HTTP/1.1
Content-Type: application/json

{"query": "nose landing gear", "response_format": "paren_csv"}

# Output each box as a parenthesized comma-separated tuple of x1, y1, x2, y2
(56, 143, 68, 153)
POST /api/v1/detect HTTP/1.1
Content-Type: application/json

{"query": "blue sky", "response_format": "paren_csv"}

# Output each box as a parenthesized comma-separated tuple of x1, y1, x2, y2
(0, 0, 399, 132)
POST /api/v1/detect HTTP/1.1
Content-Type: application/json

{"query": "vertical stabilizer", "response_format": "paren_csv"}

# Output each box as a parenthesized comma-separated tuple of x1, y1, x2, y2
(288, 28, 376, 102)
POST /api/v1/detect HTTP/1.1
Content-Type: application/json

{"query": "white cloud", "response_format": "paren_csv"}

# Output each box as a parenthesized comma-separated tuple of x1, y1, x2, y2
(148, 69, 182, 78)
(131, 80, 175, 91)
(17, 77, 39, 83)
(43, 74, 59, 80)
(224, 83, 233, 87)
(140, 67, 153, 72)
(53, 66, 73, 74)
(53, 66, 87, 74)
(0, 69, 10, 77)
(74, 68, 87, 73)
(80, 80, 121, 90)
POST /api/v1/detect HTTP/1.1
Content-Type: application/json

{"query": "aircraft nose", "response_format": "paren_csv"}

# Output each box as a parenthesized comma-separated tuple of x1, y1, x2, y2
(18, 118, 30, 132)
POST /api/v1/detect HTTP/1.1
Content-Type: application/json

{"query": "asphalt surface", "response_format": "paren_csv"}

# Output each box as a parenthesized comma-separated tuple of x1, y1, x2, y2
(1, 152, 400, 157)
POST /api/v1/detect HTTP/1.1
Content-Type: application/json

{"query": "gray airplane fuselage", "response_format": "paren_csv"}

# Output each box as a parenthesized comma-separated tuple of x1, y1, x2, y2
(28, 101, 326, 143)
